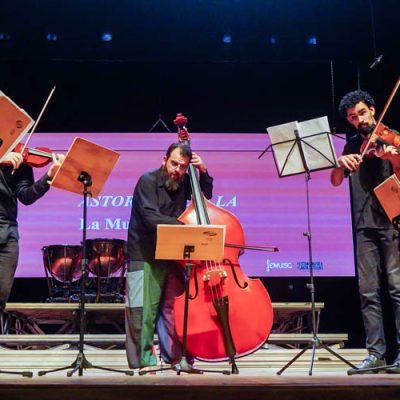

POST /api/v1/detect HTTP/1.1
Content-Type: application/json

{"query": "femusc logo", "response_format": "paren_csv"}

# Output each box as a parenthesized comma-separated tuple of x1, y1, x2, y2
(266, 259, 293, 273)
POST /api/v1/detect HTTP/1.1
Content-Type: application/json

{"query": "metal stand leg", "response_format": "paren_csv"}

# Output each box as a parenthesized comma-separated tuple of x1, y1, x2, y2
(277, 172, 356, 375)
(141, 246, 230, 376)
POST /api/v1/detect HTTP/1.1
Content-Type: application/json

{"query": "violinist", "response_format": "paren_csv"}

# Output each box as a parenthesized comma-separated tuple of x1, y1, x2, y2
(0, 150, 64, 321)
(331, 89, 400, 373)
(125, 142, 213, 373)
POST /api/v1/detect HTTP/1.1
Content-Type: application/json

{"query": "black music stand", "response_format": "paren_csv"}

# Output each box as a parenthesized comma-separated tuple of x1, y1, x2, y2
(148, 114, 172, 132)
(267, 117, 357, 375)
(140, 224, 231, 375)
(38, 137, 133, 377)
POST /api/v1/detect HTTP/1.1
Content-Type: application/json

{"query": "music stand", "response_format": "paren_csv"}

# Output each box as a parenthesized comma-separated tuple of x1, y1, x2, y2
(374, 174, 400, 231)
(148, 114, 172, 132)
(38, 137, 133, 377)
(0, 93, 34, 377)
(140, 224, 230, 375)
(267, 116, 357, 375)
(0, 91, 34, 162)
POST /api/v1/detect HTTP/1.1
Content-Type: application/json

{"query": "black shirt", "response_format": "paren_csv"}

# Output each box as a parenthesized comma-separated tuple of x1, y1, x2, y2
(127, 167, 213, 261)
(0, 164, 50, 243)
(343, 132, 397, 230)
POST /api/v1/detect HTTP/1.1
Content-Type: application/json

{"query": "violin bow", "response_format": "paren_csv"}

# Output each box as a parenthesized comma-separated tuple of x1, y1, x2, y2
(20, 86, 56, 155)
(359, 76, 400, 159)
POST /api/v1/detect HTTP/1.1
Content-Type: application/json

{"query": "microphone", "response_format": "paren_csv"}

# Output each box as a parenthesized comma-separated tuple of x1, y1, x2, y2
(369, 54, 383, 70)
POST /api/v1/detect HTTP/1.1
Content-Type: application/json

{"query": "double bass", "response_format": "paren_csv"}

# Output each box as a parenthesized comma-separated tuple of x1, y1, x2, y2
(173, 114, 275, 371)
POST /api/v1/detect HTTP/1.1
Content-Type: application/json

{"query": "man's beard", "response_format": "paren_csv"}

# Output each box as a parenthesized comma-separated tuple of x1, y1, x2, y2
(358, 122, 374, 136)
(163, 166, 184, 191)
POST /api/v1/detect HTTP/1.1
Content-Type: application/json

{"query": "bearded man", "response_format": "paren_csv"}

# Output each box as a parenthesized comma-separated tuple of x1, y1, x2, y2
(125, 142, 213, 372)
(331, 89, 400, 373)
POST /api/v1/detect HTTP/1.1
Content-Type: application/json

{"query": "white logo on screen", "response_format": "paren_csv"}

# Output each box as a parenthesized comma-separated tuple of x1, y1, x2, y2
(266, 259, 292, 273)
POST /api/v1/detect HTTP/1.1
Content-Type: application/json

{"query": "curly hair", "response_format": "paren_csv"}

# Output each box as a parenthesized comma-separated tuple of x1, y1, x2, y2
(338, 90, 375, 118)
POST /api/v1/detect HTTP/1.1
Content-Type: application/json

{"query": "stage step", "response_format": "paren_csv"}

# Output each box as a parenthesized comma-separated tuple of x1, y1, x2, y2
(0, 333, 347, 348)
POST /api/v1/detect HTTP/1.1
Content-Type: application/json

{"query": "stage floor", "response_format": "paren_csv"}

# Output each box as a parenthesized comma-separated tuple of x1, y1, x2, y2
(1, 346, 400, 400)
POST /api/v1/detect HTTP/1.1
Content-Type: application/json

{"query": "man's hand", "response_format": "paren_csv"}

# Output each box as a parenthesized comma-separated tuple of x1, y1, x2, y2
(0, 152, 23, 170)
(191, 152, 207, 173)
(47, 153, 65, 179)
(337, 154, 363, 172)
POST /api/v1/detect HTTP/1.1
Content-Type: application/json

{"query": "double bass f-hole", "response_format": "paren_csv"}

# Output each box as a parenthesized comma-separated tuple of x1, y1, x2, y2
(222, 258, 248, 289)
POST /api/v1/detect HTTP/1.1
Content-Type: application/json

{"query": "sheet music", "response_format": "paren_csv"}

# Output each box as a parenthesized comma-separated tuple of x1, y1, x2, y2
(267, 116, 337, 177)
(298, 116, 338, 171)
(268, 121, 305, 176)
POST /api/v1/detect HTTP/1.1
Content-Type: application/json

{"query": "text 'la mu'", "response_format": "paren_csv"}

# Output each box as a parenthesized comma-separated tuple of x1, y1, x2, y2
(80, 218, 129, 230)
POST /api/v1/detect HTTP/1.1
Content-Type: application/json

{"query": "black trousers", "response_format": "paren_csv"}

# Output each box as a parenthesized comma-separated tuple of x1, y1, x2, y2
(0, 240, 19, 317)
(356, 228, 400, 358)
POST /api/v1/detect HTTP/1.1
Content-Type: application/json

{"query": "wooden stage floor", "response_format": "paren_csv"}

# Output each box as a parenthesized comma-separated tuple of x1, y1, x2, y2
(1, 346, 399, 400)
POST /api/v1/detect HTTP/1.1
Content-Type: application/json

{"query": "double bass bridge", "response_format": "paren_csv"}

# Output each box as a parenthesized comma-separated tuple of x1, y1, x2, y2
(202, 268, 227, 288)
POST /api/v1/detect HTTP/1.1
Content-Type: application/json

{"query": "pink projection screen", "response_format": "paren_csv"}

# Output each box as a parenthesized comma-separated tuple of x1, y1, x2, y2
(18, 132, 354, 278)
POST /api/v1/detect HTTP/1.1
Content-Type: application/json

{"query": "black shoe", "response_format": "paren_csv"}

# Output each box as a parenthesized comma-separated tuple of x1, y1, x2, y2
(347, 354, 386, 375)
(387, 353, 400, 374)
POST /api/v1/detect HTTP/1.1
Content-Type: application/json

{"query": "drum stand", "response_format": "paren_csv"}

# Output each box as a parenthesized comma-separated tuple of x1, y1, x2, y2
(39, 172, 133, 377)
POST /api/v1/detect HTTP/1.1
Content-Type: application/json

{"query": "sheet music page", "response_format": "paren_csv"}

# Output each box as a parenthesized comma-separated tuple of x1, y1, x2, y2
(267, 121, 305, 176)
(298, 116, 338, 170)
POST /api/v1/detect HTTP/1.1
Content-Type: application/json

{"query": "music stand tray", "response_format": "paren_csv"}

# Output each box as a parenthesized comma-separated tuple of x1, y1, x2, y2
(0, 91, 34, 162)
(49, 137, 120, 198)
(155, 224, 225, 261)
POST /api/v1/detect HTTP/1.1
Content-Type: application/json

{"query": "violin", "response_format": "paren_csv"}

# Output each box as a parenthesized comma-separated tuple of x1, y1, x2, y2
(13, 142, 53, 168)
(360, 123, 400, 158)
(344, 77, 400, 177)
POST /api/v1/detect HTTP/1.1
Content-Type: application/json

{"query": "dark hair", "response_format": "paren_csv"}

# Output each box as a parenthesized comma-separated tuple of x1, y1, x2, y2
(338, 90, 375, 118)
(165, 142, 192, 160)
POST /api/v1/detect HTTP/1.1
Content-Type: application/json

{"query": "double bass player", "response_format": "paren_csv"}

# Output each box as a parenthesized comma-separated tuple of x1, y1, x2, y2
(125, 142, 213, 373)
